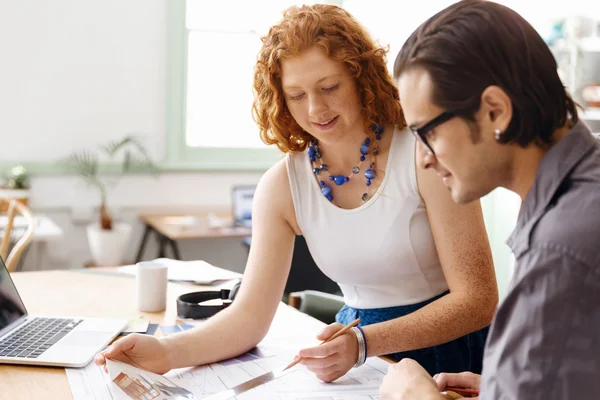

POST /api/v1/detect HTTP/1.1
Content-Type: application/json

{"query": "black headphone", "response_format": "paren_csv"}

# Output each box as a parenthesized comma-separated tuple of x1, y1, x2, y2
(176, 279, 242, 319)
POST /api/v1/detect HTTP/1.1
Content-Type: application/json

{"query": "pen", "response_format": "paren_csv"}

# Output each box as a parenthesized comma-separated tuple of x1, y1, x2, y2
(283, 318, 361, 371)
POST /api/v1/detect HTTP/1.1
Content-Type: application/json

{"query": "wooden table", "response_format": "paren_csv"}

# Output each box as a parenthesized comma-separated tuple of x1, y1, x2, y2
(0, 268, 215, 399)
(0, 269, 461, 400)
(135, 212, 252, 262)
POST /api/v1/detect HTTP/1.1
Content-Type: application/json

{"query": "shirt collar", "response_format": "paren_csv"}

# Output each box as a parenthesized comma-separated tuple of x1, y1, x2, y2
(507, 120, 597, 256)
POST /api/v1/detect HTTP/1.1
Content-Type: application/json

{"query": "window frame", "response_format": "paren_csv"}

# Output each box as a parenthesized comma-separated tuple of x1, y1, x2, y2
(164, 0, 283, 172)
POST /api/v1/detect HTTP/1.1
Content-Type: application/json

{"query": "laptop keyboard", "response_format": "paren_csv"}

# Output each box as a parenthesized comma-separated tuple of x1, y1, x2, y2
(0, 317, 83, 359)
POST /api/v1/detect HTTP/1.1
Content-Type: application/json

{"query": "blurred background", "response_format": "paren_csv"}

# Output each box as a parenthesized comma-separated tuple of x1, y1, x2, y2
(0, 0, 598, 300)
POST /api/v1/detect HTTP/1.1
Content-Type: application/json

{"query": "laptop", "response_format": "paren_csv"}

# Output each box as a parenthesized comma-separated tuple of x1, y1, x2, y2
(231, 185, 256, 228)
(0, 256, 127, 367)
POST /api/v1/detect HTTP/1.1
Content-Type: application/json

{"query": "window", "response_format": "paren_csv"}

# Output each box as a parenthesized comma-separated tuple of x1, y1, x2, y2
(167, 0, 341, 170)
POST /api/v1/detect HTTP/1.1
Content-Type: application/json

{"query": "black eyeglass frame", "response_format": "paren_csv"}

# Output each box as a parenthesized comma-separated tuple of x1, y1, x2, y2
(408, 111, 455, 154)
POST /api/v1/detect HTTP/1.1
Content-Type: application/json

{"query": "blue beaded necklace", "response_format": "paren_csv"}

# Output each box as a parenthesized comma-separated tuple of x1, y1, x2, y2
(308, 124, 384, 203)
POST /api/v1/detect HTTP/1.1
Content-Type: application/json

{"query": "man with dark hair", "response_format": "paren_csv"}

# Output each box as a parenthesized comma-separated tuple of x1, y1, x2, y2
(379, 0, 600, 399)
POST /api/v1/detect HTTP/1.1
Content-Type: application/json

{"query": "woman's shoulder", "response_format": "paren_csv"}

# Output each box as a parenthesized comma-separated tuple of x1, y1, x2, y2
(258, 157, 290, 193)
(254, 157, 300, 233)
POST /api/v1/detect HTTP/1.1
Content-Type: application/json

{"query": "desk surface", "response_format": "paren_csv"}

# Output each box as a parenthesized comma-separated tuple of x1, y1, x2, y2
(140, 212, 251, 240)
(1, 270, 457, 400)
(0, 268, 214, 400)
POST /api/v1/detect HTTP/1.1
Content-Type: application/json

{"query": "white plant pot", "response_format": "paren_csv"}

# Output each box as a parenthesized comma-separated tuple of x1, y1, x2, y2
(86, 222, 132, 266)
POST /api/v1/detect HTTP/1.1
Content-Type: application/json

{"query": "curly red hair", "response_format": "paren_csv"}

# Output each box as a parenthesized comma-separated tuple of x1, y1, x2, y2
(252, 4, 405, 153)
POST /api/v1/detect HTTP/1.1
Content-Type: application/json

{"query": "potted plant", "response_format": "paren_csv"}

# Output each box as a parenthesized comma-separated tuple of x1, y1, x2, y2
(63, 136, 156, 266)
(0, 165, 31, 212)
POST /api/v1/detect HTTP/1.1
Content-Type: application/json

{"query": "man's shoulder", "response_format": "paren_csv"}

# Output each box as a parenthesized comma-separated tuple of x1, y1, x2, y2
(531, 174, 600, 266)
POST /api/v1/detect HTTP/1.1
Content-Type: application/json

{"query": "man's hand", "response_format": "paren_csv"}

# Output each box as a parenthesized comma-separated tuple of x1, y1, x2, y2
(379, 358, 442, 400)
(434, 371, 481, 399)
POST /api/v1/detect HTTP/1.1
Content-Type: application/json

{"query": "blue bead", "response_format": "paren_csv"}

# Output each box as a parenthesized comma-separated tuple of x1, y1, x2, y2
(376, 135, 381, 141)
(369, 163, 374, 168)
(344, 177, 349, 182)
(360, 155, 366, 161)
(310, 156, 315, 162)
(329, 176, 334, 181)
(365, 169, 375, 180)
(333, 175, 346, 186)
(315, 151, 321, 158)
(365, 138, 371, 145)
(320, 180, 326, 187)
(326, 194, 334, 201)
(321, 164, 328, 171)
(321, 185, 332, 197)
(360, 144, 370, 155)
(308, 146, 316, 157)
(374, 124, 384, 134)
(366, 179, 371, 186)
(313, 168, 320, 175)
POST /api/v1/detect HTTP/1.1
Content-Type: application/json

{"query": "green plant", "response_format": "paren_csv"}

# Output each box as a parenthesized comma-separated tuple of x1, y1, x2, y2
(5, 165, 30, 189)
(62, 135, 157, 230)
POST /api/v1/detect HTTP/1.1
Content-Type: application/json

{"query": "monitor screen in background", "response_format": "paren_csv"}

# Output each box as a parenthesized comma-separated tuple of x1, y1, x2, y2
(232, 186, 256, 222)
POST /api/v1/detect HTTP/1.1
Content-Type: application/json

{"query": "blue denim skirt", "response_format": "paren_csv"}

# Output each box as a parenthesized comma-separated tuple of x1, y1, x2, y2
(336, 291, 488, 375)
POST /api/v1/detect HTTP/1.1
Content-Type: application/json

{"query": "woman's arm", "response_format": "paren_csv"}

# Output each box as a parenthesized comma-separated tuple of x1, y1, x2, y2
(96, 159, 298, 373)
(364, 163, 498, 357)
(164, 159, 298, 368)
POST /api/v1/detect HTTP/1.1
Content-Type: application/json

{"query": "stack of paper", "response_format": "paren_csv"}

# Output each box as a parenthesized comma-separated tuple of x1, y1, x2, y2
(117, 258, 242, 285)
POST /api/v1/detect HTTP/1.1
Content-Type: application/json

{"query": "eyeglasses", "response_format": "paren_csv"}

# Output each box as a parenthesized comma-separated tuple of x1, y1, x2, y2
(409, 111, 455, 155)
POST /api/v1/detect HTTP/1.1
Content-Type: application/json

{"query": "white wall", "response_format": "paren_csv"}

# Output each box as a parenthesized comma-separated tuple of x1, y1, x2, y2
(0, 0, 262, 272)
(0, 0, 168, 162)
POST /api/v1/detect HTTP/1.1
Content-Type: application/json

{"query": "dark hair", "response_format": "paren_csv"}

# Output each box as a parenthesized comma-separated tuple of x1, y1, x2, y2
(393, 0, 578, 147)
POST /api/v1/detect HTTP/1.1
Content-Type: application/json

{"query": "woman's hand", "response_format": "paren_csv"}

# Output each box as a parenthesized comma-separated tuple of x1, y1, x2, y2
(296, 322, 359, 382)
(94, 333, 173, 375)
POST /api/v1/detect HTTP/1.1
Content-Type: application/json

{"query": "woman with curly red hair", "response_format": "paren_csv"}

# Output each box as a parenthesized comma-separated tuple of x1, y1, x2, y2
(96, 4, 497, 383)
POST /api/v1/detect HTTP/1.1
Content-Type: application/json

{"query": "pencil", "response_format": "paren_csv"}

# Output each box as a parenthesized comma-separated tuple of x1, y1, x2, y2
(445, 387, 479, 397)
(282, 318, 361, 371)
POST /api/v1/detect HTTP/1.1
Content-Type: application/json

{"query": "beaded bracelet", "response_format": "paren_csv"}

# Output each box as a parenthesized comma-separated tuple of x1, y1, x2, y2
(351, 326, 367, 368)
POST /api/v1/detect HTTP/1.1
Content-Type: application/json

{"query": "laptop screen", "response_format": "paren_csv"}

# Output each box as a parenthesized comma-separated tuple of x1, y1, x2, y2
(0, 256, 27, 333)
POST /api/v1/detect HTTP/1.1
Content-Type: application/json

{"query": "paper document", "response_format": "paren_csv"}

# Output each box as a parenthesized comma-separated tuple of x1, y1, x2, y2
(117, 259, 242, 285)
(66, 303, 388, 399)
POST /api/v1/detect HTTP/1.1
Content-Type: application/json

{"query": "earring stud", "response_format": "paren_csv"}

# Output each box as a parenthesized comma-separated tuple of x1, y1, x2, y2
(494, 128, 501, 141)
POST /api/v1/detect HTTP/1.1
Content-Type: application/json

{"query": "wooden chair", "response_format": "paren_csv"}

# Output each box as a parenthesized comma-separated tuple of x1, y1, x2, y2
(0, 198, 35, 272)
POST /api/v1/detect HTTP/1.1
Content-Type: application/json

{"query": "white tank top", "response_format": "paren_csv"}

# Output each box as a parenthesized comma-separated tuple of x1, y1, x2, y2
(286, 126, 449, 309)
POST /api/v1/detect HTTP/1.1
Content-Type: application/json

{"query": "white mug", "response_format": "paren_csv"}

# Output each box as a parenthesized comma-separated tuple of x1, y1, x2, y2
(136, 261, 168, 312)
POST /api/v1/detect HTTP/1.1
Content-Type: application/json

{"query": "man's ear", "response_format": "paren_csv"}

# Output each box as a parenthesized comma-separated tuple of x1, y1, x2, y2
(479, 85, 512, 133)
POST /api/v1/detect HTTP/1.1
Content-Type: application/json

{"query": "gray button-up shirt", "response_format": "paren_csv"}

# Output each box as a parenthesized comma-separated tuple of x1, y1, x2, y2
(481, 121, 600, 399)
